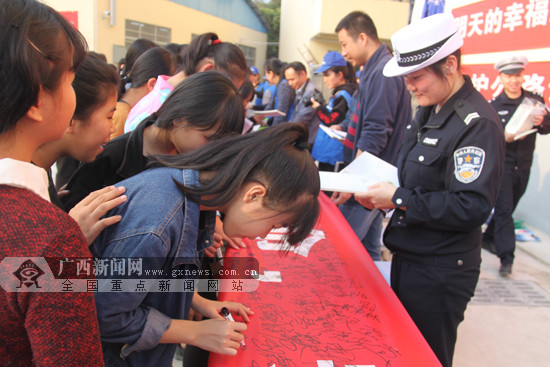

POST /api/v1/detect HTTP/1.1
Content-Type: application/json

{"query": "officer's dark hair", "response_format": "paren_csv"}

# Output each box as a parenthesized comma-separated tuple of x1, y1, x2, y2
(119, 47, 176, 96)
(152, 122, 320, 247)
(0, 0, 88, 134)
(286, 61, 307, 75)
(180, 32, 247, 86)
(121, 38, 157, 79)
(335, 11, 379, 42)
(154, 70, 244, 140)
(426, 49, 462, 82)
(73, 55, 119, 122)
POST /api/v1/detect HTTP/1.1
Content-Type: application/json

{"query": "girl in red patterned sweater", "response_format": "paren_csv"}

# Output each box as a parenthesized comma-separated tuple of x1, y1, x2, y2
(0, 0, 104, 365)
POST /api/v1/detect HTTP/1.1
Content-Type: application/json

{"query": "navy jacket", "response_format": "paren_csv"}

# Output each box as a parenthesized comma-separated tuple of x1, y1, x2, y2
(385, 77, 506, 255)
(344, 45, 412, 165)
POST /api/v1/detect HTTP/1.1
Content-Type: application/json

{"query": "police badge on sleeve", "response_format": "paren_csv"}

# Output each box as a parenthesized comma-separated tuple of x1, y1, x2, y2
(454, 146, 485, 183)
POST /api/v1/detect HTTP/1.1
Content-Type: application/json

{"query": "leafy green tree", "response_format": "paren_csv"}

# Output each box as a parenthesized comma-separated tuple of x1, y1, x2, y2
(254, 0, 280, 59)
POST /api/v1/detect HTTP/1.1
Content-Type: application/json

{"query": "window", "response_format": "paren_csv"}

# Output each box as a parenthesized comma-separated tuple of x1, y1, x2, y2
(238, 44, 256, 68)
(125, 19, 171, 47)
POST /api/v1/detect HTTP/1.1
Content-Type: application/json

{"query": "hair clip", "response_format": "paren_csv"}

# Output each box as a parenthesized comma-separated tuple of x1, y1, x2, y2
(212, 39, 222, 45)
(26, 37, 49, 59)
(10, 24, 19, 29)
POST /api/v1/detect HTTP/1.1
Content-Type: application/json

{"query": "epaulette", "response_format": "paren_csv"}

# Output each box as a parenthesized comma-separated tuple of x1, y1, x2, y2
(454, 99, 481, 125)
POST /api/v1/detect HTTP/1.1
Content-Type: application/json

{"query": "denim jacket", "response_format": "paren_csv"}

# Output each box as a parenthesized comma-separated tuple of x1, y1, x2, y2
(90, 167, 215, 367)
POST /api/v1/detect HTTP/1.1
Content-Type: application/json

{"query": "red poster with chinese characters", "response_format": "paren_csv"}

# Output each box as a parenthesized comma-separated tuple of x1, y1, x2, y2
(451, 0, 550, 104)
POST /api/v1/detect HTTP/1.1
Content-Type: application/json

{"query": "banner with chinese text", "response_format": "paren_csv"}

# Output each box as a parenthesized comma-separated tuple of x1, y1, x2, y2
(450, 0, 550, 103)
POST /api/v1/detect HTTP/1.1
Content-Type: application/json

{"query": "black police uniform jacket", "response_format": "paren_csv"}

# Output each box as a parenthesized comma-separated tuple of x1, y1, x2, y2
(490, 89, 550, 171)
(384, 76, 506, 256)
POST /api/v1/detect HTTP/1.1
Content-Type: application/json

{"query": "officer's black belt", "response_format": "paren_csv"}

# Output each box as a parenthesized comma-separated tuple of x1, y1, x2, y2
(393, 248, 480, 268)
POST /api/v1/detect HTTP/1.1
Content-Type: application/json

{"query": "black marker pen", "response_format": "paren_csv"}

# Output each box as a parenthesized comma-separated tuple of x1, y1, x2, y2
(221, 307, 246, 350)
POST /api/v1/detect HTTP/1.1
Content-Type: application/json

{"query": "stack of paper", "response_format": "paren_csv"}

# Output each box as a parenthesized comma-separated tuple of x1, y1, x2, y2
(505, 97, 540, 135)
(319, 124, 347, 140)
(319, 151, 399, 193)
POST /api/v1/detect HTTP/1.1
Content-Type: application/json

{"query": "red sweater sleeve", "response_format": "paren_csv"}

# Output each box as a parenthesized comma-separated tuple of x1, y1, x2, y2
(0, 187, 104, 366)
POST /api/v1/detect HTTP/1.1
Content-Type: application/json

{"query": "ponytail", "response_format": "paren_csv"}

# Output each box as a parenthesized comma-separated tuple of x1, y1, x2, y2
(119, 47, 176, 96)
(180, 32, 247, 84)
(154, 70, 244, 138)
(153, 123, 320, 246)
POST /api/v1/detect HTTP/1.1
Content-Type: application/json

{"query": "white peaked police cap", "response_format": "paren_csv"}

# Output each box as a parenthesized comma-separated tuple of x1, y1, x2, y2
(494, 55, 528, 74)
(383, 13, 464, 77)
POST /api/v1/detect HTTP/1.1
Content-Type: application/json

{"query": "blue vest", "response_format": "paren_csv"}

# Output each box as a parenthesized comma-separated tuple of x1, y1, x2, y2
(311, 90, 353, 166)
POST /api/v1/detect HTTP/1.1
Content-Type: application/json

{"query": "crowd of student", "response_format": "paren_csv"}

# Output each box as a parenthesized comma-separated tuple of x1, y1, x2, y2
(1, 1, 549, 367)
(0, 0, 320, 366)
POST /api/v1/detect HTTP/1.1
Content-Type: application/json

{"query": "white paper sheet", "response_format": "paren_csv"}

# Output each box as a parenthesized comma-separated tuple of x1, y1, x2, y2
(319, 151, 399, 193)
(341, 151, 399, 186)
(319, 124, 347, 140)
(247, 109, 286, 117)
(319, 171, 373, 193)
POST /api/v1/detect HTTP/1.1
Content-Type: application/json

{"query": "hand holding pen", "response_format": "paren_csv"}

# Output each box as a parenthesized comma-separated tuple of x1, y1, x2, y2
(221, 307, 247, 350)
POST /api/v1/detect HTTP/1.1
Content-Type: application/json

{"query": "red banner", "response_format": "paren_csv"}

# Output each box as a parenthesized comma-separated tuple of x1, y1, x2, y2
(209, 193, 440, 367)
(453, 0, 549, 54)
(451, 0, 550, 104)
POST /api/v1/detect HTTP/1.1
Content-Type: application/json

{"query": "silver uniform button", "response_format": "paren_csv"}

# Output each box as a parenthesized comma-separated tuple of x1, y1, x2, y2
(406, 124, 412, 129)
(457, 259, 464, 266)
(418, 155, 425, 162)
(396, 198, 403, 205)
(205, 240, 210, 244)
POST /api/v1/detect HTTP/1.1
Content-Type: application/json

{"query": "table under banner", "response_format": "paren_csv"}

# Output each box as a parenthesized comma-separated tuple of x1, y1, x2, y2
(209, 193, 441, 367)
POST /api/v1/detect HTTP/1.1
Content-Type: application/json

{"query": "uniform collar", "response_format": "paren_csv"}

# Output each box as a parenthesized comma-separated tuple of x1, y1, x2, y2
(423, 75, 476, 129)
(498, 88, 525, 105)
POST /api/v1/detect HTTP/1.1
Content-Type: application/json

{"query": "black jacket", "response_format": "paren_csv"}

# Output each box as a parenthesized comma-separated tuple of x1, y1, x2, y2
(384, 77, 506, 255)
(490, 89, 550, 170)
(315, 83, 357, 127)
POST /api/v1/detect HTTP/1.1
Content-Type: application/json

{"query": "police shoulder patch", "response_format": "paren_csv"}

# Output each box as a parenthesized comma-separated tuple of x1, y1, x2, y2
(454, 99, 481, 125)
(454, 146, 485, 183)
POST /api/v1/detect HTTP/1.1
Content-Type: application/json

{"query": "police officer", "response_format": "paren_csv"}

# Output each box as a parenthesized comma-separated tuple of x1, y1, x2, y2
(482, 56, 550, 276)
(354, 14, 505, 367)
